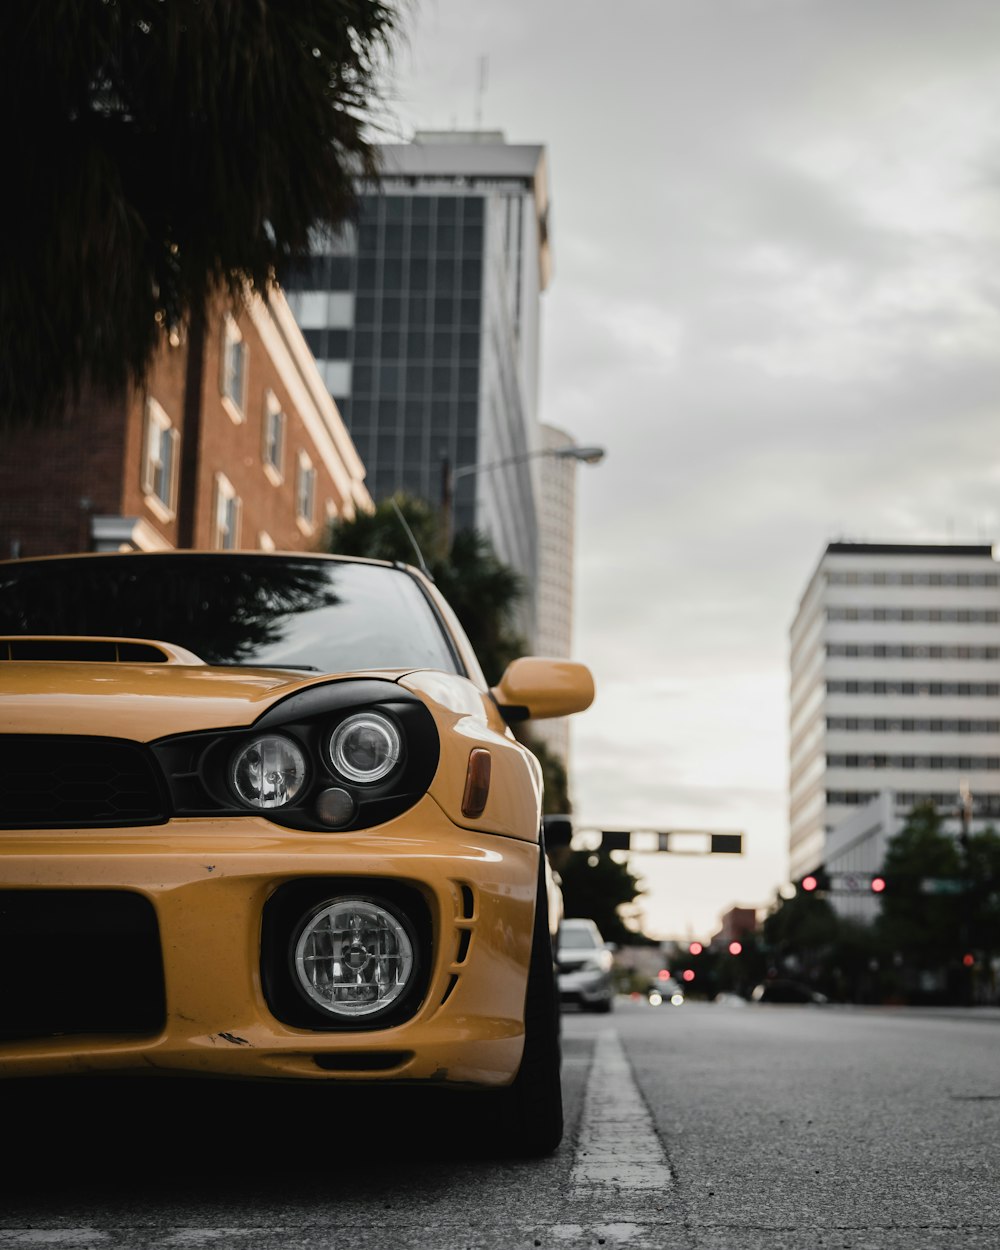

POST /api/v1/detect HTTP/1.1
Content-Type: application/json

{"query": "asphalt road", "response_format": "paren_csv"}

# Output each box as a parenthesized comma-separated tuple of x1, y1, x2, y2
(4, 1001, 999, 1249)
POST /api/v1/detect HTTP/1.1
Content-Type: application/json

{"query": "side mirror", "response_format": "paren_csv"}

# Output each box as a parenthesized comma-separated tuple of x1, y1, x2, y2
(491, 657, 595, 722)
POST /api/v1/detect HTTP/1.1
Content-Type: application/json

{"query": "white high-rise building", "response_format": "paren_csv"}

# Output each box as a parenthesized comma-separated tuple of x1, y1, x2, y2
(789, 542, 1000, 880)
(531, 423, 579, 764)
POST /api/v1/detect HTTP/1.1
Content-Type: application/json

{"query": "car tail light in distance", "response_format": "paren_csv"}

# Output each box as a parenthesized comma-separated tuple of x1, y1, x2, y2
(328, 713, 402, 784)
(293, 898, 415, 1018)
(231, 735, 307, 808)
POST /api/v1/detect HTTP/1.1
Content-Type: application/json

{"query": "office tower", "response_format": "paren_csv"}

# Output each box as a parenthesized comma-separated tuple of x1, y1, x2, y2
(789, 542, 1000, 879)
(282, 131, 552, 635)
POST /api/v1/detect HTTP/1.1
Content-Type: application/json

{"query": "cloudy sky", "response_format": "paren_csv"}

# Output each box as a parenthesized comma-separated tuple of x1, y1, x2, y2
(388, 0, 1000, 937)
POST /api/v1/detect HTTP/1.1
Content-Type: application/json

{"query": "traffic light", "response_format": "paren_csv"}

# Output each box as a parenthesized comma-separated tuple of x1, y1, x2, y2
(798, 868, 830, 894)
(689, 941, 704, 955)
(601, 830, 632, 852)
(728, 941, 743, 956)
(871, 875, 887, 894)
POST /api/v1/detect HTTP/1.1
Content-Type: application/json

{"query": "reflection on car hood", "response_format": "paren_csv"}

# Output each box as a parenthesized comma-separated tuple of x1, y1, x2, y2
(0, 662, 416, 741)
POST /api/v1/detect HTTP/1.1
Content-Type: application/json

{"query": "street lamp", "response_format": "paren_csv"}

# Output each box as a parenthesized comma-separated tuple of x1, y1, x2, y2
(440, 443, 606, 551)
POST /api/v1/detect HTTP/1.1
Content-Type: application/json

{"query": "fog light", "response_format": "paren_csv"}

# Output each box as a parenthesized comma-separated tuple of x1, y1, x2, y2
(293, 898, 415, 1017)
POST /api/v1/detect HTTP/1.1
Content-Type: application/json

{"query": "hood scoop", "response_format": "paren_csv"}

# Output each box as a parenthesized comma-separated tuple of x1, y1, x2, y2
(0, 636, 204, 665)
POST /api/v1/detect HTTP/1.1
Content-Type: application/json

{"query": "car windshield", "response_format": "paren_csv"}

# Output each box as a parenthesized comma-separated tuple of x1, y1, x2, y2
(559, 926, 601, 951)
(0, 554, 461, 675)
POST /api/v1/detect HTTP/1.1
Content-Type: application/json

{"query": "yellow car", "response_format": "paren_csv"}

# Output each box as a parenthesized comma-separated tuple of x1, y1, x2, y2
(0, 551, 593, 1156)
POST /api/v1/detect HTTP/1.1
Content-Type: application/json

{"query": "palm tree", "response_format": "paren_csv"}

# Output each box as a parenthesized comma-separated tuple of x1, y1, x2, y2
(1, 0, 399, 427)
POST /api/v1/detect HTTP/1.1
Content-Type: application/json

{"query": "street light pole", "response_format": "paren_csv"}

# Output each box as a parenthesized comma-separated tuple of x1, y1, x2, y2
(439, 443, 605, 555)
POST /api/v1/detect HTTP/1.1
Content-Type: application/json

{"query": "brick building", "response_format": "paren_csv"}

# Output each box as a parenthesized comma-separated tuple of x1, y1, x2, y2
(1, 289, 371, 559)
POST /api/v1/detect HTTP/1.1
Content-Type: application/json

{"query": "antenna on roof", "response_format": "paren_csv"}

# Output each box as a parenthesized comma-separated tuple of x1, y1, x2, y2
(390, 497, 433, 581)
(474, 56, 488, 130)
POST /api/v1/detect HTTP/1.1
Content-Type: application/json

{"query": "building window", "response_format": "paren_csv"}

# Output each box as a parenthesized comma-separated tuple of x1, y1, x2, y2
(262, 390, 285, 483)
(296, 452, 316, 532)
(213, 473, 241, 549)
(220, 314, 247, 422)
(141, 397, 179, 521)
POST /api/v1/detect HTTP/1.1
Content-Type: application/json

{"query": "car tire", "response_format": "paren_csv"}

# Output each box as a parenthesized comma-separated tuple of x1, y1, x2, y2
(490, 844, 564, 1158)
(591, 997, 613, 1014)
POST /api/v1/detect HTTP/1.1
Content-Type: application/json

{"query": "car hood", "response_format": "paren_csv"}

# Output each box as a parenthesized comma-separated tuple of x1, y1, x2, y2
(0, 661, 417, 741)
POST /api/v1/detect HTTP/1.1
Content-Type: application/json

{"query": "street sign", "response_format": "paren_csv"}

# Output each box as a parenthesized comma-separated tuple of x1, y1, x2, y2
(548, 821, 746, 856)
(829, 872, 871, 893)
(920, 878, 968, 895)
(602, 829, 744, 855)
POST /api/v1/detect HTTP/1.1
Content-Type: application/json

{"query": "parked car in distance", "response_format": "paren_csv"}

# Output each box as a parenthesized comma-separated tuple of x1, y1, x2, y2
(751, 979, 829, 1005)
(557, 917, 615, 1013)
(0, 550, 596, 1157)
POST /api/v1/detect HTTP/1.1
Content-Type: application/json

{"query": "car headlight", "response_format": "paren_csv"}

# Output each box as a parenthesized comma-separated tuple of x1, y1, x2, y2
(293, 897, 415, 1017)
(327, 712, 402, 784)
(231, 735, 307, 808)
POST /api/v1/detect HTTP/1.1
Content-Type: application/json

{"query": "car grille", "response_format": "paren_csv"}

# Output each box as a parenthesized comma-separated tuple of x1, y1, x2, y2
(0, 736, 169, 829)
(0, 889, 166, 1040)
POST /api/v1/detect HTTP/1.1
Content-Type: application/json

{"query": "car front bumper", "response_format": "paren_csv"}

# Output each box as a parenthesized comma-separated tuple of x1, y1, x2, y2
(0, 796, 538, 1088)
(558, 968, 613, 1004)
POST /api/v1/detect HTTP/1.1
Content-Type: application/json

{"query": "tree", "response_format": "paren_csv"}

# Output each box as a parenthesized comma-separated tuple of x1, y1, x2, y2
(326, 494, 525, 686)
(762, 888, 840, 988)
(964, 827, 1000, 1002)
(557, 851, 644, 946)
(1, 0, 398, 427)
(877, 801, 963, 970)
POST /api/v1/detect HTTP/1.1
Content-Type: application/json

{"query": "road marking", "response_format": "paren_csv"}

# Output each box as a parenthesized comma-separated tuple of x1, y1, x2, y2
(570, 1030, 674, 1195)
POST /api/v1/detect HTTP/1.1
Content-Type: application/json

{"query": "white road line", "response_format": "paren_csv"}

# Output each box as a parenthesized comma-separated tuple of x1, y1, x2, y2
(570, 1030, 674, 1196)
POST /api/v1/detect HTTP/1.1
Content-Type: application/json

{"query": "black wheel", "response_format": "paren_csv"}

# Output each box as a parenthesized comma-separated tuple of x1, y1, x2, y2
(590, 997, 614, 1015)
(490, 845, 564, 1157)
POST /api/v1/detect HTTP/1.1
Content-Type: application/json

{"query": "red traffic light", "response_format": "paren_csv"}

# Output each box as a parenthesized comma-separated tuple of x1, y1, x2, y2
(689, 941, 704, 955)
(728, 941, 743, 956)
(682, 969, 695, 983)
(801, 875, 818, 892)
(871, 876, 886, 894)
(963, 953, 975, 968)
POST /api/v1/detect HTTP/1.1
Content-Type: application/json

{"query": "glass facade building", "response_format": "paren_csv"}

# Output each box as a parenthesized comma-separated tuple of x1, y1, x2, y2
(283, 133, 552, 638)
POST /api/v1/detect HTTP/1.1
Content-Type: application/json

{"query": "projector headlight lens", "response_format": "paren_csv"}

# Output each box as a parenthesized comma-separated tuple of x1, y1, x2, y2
(328, 713, 402, 784)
